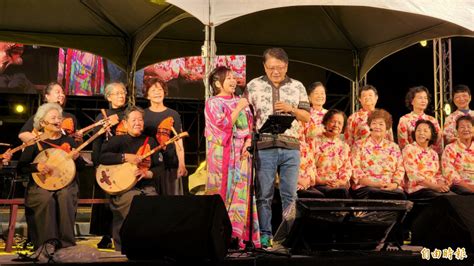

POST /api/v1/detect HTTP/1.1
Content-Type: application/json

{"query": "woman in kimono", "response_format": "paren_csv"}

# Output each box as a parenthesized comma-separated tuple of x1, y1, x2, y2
(204, 66, 260, 249)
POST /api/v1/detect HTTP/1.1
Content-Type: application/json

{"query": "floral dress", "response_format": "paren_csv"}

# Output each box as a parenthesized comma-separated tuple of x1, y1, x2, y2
(204, 95, 260, 248)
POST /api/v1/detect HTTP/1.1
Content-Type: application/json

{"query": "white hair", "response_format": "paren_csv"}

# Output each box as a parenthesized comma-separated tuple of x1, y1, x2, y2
(33, 103, 63, 130)
(104, 82, 127, 100)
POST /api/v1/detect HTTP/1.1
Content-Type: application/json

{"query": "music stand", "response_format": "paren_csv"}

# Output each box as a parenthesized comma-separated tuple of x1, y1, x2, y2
(259, 115, 295, 135)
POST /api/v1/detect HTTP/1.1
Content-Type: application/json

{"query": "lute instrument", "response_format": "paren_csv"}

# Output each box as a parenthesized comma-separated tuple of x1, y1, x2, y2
(0, 133, 51, 159)
(31, 115, 119, 191)
(96, 132, 189, 195)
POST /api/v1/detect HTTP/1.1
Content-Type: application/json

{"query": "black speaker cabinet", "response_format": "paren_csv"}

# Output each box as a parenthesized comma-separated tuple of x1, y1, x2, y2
(282, 198, 412, 252)
(412, 195, 474, 251)
(120, 195, 232, 261)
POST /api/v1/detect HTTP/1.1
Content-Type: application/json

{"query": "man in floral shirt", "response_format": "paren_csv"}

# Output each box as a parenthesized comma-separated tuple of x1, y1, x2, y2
(246, 48, 310, 248)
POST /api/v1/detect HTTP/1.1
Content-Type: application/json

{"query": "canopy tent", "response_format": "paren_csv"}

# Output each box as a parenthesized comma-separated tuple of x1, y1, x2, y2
(168, 0, 474, 82)
(1, 0, 473, 97)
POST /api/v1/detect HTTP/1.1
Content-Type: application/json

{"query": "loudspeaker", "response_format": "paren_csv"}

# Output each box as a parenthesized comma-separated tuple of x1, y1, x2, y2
(281, 198, 412, 252)
(412, 195, 474, 251)
(120, 195, 232, 261)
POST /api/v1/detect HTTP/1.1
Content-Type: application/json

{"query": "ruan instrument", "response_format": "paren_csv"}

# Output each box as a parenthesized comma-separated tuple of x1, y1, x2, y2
(96, 132, 189, 195)
(32, 116, 119, 191)
(0, 133, 50, 159)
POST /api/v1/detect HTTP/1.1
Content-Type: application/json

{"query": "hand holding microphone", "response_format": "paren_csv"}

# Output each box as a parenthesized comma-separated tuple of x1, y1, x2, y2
(236, 97, 249, 111)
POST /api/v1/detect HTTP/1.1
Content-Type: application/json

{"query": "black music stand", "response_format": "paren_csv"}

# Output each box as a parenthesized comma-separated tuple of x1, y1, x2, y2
(259, 115, 295, 135)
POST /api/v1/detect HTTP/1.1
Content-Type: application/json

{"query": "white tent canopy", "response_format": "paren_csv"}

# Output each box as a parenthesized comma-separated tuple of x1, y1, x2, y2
(168, 0, 474, 31)
(167, 0, 473, 83)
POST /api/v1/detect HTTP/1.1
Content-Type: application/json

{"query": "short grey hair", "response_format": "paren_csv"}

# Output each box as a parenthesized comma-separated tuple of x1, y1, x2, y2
(104, 82, 127, 100)
(33, 103, 63, 130)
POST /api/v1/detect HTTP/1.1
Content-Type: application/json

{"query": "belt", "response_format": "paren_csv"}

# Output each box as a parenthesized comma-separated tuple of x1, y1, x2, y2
(259, 134, 299, 144)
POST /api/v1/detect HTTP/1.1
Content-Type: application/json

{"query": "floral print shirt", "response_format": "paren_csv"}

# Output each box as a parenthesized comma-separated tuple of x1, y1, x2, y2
(443, 109, 474, 144)
(442, 140, 474, 185)
(344, 108, 394, 148)
(402, 142, 444, 194)
(397, 112, 442, 154)
(246, 75, 309, 139)
(352, 137, 405, 190)
(298, 108, 327, 189)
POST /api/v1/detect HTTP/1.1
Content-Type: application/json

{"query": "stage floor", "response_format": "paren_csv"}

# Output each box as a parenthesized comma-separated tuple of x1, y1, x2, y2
(0, 237, 471, 266)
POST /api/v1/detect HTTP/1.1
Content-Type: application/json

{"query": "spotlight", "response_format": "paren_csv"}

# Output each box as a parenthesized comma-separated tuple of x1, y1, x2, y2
(14, 104, 25, 114)
(444, 103, 452, 116)
(419, 40, 428, 47)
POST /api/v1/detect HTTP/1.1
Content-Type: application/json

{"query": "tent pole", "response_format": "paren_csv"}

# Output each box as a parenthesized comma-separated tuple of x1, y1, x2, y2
(203, 25, 210, 99)
(351, 52, 361, 114)
(126, 65, 136, 106)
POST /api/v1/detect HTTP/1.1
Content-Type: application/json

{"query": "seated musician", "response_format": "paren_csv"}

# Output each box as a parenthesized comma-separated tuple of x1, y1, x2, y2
(90, 82, 128, 248)
(297, 109, 351, 198)
(18, 82, 80, 143)
(403, 120, 454, 200)
(442, 115, 474, 195)
(351, 109, 406, 199)
(17, 103, 86, 250)
(99, 105, 164, 251)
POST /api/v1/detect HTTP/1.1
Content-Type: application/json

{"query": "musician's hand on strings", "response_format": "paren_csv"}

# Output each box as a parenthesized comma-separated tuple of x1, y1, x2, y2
(72, 131, 84, 143)
(1, 149, 12, 164)
(37, 163, 52, 175)
(124, 154, 142, 165)
(177, 163, 188, 178)
(135, 168, 152, 180)
(70, 149, 80, 160)
(274, 101, 292, 113)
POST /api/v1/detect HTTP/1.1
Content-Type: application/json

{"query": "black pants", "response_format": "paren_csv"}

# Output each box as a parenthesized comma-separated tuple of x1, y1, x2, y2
(316, 185, 350, 199)
(451, 185, 474, 195)
(408, 188, 456, 200)
(297, 187, 325, 198)
(351, 186, 407, 200)
(25, 180, 78, 249)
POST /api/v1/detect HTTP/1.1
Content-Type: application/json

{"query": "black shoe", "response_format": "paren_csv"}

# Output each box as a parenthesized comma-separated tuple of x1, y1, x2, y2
(97, 235, 113, 249)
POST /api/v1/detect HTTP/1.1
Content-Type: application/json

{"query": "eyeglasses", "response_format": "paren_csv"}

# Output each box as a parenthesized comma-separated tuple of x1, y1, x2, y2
(110, 92, 127, 96)
(265, 64, 287, 72)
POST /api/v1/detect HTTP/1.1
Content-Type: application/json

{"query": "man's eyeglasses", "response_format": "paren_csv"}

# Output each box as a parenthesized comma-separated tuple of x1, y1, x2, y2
(265, 64, 287, 72)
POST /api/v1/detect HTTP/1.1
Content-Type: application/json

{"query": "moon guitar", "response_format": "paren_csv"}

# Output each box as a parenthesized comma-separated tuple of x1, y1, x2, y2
(31, 115, 119, 191)
(96, 132, 189, 195)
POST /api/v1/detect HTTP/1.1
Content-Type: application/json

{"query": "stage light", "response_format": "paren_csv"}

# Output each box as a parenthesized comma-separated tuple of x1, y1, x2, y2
(419, 40, 428, 47)
(14, 104, 25, 114)
(444, 103, 452, 115)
